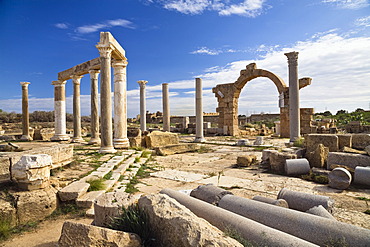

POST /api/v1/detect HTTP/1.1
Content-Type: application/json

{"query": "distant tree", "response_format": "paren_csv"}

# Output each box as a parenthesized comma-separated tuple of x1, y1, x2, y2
(355, 108, 365, 112)
(336, 110, 347, 115)
(322, 111, 332, 116)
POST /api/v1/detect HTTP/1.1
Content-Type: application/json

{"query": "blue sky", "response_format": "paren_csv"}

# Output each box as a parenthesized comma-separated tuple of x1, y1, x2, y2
(1, 0, 370, 118)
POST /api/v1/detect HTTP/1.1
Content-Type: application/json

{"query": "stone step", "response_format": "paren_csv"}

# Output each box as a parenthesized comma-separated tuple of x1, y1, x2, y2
(58, 181, 90, 202)
(76, 190, 105, 208)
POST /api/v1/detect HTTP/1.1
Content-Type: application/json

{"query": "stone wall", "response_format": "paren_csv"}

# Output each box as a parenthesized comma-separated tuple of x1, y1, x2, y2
(0, 144, 73, 183)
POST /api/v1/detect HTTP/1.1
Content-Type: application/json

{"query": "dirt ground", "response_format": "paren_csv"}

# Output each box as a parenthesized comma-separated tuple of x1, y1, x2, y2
(1, 136, 369, 246)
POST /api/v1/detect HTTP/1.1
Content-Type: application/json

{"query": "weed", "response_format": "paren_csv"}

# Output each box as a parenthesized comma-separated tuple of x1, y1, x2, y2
(323, 237, 349, 247)
(365, 210, 370, 215)
(49, 203, 84, 218)
(118, 175, 126, 182)
(141, 150, 152, 158)
(103, 171, 113, 180)
(206, 172, 217, 177)
(224, 226, 254, 247)
(109, 204, 157, 246)
(125, 182, 139, 194)
(131, 146, 145, 151)
(0, 218, 12, 241)
(253, 146, 268, 151)
(217, 170, 224, 186)
(301, 171, 328, 184)
(87, 178, 106, 191)
(357, 197, 370, 201)
(293, 137, 305, 148)
(134, 157, 141, 163)
(196, 145, 214, 154)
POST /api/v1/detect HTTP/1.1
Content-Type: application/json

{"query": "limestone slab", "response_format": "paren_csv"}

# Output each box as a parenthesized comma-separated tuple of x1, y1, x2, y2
(151, 169, 206, 182)
(76, 190, 104, 208)
(58, 182, 90, 201)
(327, 152, 370, 170)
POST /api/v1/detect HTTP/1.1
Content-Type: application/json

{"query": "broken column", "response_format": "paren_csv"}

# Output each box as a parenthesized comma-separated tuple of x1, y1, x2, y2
(96, 44, 116, 153)
(88, 70, 101, 144)
(194, 78, 205, 142)
(162, 83, 170, 132)
(137, 80, 148, 132)
(72, 75, 84, 143)
(285, 51, 300, 142)
(328, 167, 352, 190)
(20, 81, 32, 141)
(354, 166, 370, 187)
(51, 80, 69, 141)
(161, 188, 316, 246)
(285, 158, 310, 176)
(252, 196, 289, 208)
(112, 59, 129, 149)
(277, 188, 334, 212)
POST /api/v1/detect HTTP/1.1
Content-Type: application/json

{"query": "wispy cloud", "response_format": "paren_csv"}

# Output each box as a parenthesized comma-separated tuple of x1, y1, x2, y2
(355, 15, 370, 27)
(55, 23, 69, 29)
(322, 0, 369, 9)
(76, 19, 135, 34)
(153, 0, 267, 17)
(190, 46, 244, 55)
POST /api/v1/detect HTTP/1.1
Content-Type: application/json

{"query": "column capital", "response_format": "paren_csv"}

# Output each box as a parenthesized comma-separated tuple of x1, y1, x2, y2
(284, 51, 299, 65)
(112, 59, 128, 68)
(52, 80, 66, 86)
(96, 44, 114, 58)
(89, 70, 100, 79)
(20, 81, 30, 87)
(72, 75, 83, 85)
(137, 80, 148, 88)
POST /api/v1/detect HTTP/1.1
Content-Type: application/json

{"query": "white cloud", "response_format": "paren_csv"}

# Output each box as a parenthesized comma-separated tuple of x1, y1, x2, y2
(322, 0, 369, 9)
(154, 0, 267, 17)
(355, 16, 370, 27)
(191, 47, 220, 55)
(55, 23, 68, 29)
(76, 19, 135, 34)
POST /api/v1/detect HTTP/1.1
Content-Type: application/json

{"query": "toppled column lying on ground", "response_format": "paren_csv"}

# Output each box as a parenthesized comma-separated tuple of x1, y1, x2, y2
(252, 196, 288, 208)
(285, 158, 310, 175)
(190, 184, 370, 246)
(161, 188, 318, 247)
(354, 166, 370, 187)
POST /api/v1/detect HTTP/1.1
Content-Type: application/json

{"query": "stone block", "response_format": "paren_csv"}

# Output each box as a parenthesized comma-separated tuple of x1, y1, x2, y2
(145, 131, 179, 148)
(328, 168, 352, 190)
(365, 145, 370, 155)
(12, 154, 52, 190)
(352, 134, 370, 150)
(236, 154, 256, 167)
(76, 190, 105, 208)
(14, 186, 57, 224)
(305, 134, 339, 152)
(58, 182, 90, 202)
(236, 139, 250, 146)
(327, 152, 370, 170)
(0, 197, 17, 227)
(305, 144, 329, 168)
(269, 151, 297, 174)
(342, 146, 366, 154)
(33, 128, 54, 141)
(138, 193, 243, 247)
(155, 143, 199, 156)
(58, 221, 141, 247)
(253, 136, 264, 145)
(337, 134, 352, 150)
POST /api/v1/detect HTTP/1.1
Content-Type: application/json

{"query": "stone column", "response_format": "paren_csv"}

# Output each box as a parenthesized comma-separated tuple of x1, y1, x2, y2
(51, 80, 69, 141)
(20, 82, 32, 141)
(285, 51, 300, 142)
(194, 78, 205, 142)
(88, 70, 101, 144)
(137, 80, 148, 132)
(71, 75, 84, 143)
(112, 59, 129, 149)
(97, 45, 116, 153)
(162, 83, 170, 132)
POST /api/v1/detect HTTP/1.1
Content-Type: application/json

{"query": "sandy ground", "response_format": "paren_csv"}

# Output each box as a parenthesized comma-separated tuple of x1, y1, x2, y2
(1, 136, 369, 246)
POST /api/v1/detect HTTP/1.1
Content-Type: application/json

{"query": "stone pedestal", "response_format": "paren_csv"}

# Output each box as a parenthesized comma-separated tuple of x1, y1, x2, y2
(194, 78, 205, 142)
(112, 60, 129, 149)
(20, 82, 32, 141)
(137, 80, 148, 132)
(72, 75, 84, 143)
(285, 51, 300, 142)
(89, 70, 101, 145)
(162, 83, 170, 132)
(96, 45, 116, 153)
(51, 80, 69, 141)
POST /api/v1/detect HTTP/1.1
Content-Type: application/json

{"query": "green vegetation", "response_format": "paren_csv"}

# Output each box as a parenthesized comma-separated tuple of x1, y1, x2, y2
(224, 226, 254, 247)
(364, 210, 370, 215)
(109, 204, 156, 246)
(323, 237, 349, 247)
(87, 178, 106, 191)
(314, 108, 370, 128)
(0, 219, 12, 241)
(124, 161, 161, 194)
(357, 197, 370, 201)
(196, 145, 214, 153)
(141, 150, 152, 158)
(103, 171, 113, 180)
(49, 203, 85, 218)
(293, 137, 305, 148)
(301, 171, 329, 184)
(134, 157, 141, 163)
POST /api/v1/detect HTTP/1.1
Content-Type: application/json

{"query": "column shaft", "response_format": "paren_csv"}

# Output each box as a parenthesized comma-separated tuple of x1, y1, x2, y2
(285, 51, 300, 142)
(72, 75, 84, 143)
(20, 82, 32, 141)
(162, 83, 170, 132)
(194, 78, 205, 142)
(138, 80, 148, 132)
(51, 80, 69, 141)
(112, 60, 129, 148)
(97, 46, 116, 153)
(89, 70, 101, 144)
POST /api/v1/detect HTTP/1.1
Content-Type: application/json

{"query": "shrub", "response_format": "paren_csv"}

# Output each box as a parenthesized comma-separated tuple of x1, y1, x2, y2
(87, 178, 106, 191)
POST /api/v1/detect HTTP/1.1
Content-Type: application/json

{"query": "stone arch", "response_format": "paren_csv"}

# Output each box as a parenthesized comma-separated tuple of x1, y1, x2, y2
(212, 63, 290, 136)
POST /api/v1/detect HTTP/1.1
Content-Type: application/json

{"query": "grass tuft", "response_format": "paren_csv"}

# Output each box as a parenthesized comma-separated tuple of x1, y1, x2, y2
(224, 226, 254, 247)
(86, 178, 106, 191)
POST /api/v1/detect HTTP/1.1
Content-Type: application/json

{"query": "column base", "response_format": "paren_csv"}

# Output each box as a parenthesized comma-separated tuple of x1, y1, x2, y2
(20, 135, 33, 141)
(113, 138, 130, 149)
(51, 134, 70, 141)
(99, 146, 117, 154)
(88, 137, 101, 145)
(194, 137, 206, 143)
(71, 137, 85, 143)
